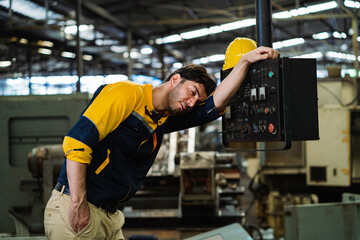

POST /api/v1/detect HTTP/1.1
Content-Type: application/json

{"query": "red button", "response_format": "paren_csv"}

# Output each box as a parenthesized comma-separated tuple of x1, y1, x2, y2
(264, 107, 269, 114)
(268, 123, 274, 133)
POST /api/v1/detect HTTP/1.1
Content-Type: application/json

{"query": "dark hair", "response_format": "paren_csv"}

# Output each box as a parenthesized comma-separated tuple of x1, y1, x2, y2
(164, 64, 216, 96)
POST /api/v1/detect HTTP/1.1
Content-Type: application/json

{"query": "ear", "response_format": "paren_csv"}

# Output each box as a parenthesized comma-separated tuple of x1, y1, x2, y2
(169, 73, 182, 88)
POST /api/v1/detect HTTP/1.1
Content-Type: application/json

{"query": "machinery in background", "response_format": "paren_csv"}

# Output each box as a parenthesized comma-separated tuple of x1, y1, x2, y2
(250, 74, 360, 238)
(179, 151, 244, 219)
(0, 94, 90, 234)
(284, 193, 360, 240)
(9, 129, 245, 236)
(117, 150, 244, 228)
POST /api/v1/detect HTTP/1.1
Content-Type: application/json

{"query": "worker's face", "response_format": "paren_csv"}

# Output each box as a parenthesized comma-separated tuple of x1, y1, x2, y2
(168, 76, 207, 115)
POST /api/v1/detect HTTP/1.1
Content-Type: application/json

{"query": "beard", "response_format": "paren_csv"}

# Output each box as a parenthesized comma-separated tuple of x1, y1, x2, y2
(167, 82, 188, 115)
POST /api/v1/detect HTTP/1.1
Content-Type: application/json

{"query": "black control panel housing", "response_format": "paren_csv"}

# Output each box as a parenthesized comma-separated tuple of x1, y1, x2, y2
(221, 57, 319, 148)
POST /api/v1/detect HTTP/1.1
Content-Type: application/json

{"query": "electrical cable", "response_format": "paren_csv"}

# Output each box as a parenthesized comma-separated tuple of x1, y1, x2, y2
(318, 78, 359, 107)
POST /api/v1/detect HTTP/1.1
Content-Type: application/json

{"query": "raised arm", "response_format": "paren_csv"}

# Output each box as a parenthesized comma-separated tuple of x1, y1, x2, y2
(213, 46, 278, 112)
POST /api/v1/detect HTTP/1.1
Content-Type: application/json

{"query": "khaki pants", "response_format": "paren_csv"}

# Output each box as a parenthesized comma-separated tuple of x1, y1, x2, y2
(44, 189, 125, 240)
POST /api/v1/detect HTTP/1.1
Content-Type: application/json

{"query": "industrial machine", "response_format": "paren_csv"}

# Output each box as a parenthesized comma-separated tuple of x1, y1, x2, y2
(253, 78, 360, 237)
(284, 193, 360, 240)
(0, 94, 90, 234)
(179, 151, 244, 219)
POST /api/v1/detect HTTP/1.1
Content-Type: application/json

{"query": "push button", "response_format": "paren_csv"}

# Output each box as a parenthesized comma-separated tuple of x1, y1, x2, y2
(268, 123, 274, 133)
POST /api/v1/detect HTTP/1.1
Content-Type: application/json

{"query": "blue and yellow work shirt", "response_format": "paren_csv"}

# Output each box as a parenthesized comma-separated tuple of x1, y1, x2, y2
(58, 80, 221, 208)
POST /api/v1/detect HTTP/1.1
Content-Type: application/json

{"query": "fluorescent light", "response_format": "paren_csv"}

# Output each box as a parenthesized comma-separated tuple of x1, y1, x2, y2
(273, 42, 283, 49)
(154, 1, 337, 44)
(64, 24, 94, 34)
(272, 11, 292, 19)
(180, 28, 210, 39)
(220, 18, 255, 31)
(19, 38, 28, 44)
(37, 40, 54, 47)
(313, 32, 330, 40)
(345, 0, 360, 8)
(333, 31, 347, 39)
(38, 48, 52, 55)
(162, 34, 182, 44)
(172, 62, 183, 68)
(61, 51, 76, 58)
(0, 61, 11, 67)
(83, 55, 93, 61)
(155, 38, 163, 45)
(273, 38, 305, 49)
(104, 74, 128, 83)
(200, 57, 210, 64)
(273, 1, 337, 19)
(357, 36, 360, 41)
(297, 7, 310, 15)
(292, 51, 323, 59)
(140, 47, 153, 54)
(209, 54, 225, 62)
(95, 39, 119, 46)
(289, 9, 299, 16)
(209, 26, 223, 34)
(130, 51, 141, 59)
(192, 54, 225, 64)
(110, 45, 128, 53)
(326, 51, 357, 61)
(307, 1, 337, 13)
(156, 34, 182, 44)
(64, 25, 77, 34)
(282, 38, 305, 47)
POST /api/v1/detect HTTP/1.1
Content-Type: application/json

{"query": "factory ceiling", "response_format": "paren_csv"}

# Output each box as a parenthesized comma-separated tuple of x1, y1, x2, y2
(0, 0, 359, 80)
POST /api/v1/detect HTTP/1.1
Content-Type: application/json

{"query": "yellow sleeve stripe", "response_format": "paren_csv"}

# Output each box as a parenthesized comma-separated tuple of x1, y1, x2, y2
(95, 149, 110, 174)
(63, 136, 93, 164)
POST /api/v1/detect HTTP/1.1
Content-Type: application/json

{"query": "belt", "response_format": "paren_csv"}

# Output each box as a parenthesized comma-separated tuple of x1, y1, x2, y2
(54, 182, 71, 195)
(54, 182, 118, 213)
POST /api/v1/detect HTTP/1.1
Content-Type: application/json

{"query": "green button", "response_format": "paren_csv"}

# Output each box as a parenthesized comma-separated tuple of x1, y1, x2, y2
(269, 71, 274, 78)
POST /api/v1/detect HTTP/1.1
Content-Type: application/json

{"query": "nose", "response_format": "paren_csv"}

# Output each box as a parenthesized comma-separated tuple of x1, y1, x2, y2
(187, 96, 198, 108)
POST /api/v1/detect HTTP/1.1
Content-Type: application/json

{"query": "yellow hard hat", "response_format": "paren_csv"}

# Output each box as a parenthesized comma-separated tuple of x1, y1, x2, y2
(223, 37, 257, 71)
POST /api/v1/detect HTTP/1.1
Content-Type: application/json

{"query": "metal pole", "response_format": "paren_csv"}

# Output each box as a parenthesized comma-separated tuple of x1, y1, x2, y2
(76, 0, 83, 92)
(27, 42, 32, 95)
(127, 29, 133, 81)
(255, 0, 273, 159)
(352, 17, 359, 77)
(9, 0, 13, 27)
(255, 0, 273, 47)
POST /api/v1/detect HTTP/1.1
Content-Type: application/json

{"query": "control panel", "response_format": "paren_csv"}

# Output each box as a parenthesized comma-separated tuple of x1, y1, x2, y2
(221, 57, 319, 148)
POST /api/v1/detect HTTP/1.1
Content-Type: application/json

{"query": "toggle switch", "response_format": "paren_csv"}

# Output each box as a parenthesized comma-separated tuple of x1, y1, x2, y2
(258, 87, 266, 100)
(250, 88, 257, 101)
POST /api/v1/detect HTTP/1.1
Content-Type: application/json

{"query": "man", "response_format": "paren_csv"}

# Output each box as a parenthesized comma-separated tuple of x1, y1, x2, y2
(44, 46, 278, 239)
